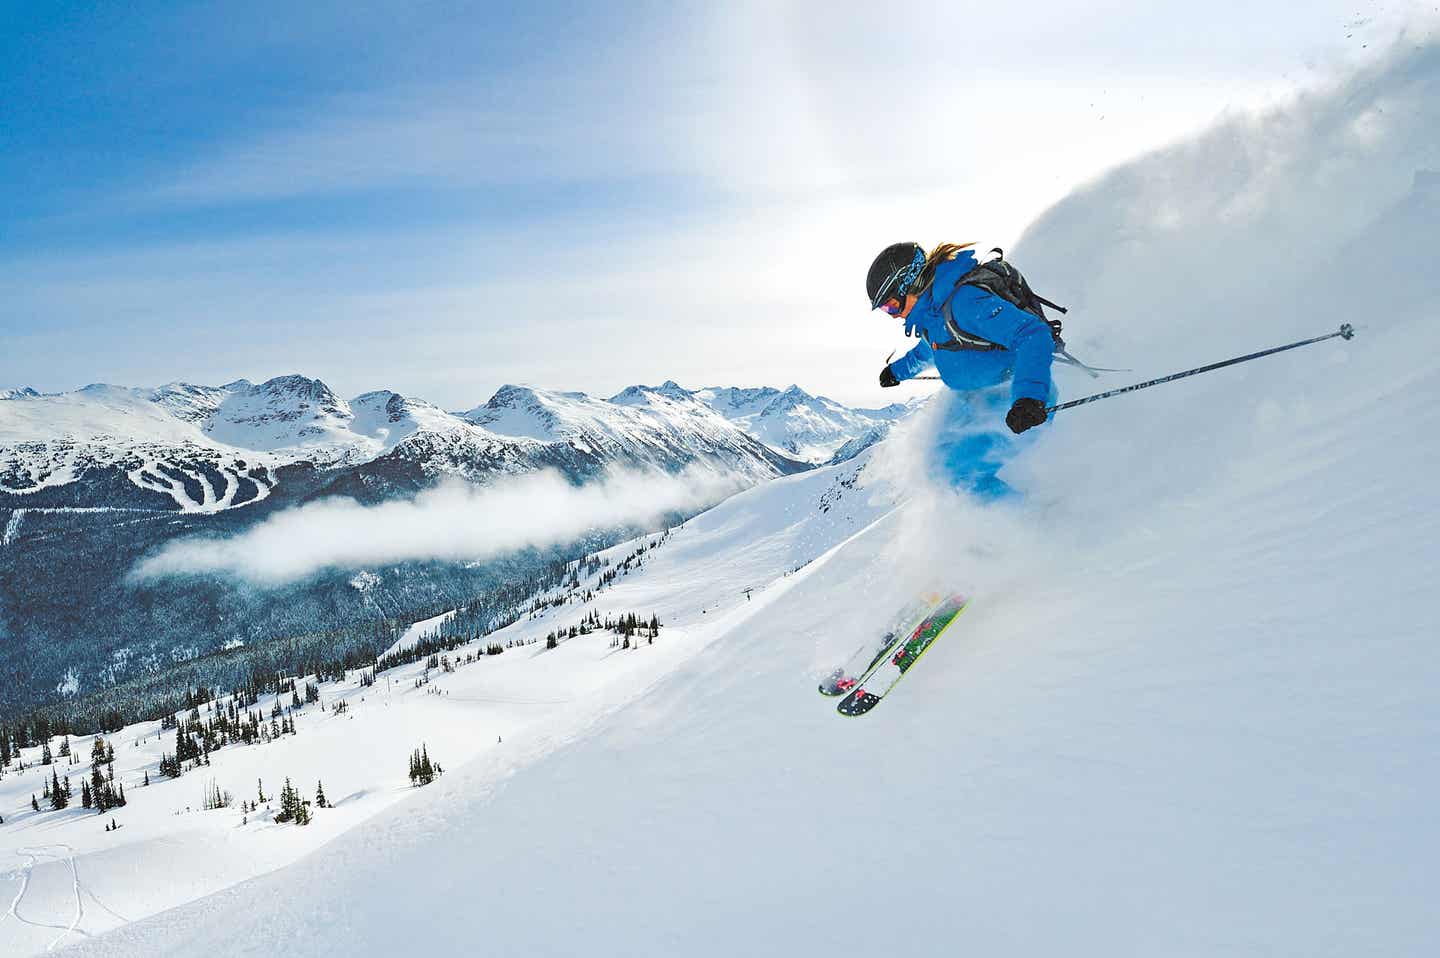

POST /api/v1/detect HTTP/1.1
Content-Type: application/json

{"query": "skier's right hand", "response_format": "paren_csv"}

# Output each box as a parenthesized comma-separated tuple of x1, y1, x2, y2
(879, 364, 900, 388)
(1005, 397, 1048, 434)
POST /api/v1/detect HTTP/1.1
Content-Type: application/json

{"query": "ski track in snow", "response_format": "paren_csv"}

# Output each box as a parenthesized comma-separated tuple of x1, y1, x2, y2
(123, 462, 274, 513)
(2, 509, 24, 547)
(1, 847, 97, 950)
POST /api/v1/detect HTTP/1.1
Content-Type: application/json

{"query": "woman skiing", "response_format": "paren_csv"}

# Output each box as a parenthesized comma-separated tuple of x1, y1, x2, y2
(867, 241, 1057, 499)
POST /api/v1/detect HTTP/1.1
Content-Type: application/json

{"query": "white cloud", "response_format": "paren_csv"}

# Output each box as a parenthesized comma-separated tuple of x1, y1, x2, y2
(131, 466, 743, 586)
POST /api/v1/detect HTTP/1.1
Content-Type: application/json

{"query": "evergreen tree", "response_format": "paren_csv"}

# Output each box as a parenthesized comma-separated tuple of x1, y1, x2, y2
(409, 744, 438, 786)
(91, 764, 107, 812)
(275, 777, 309, 824)
(82, 779, 92, 808)
(42, 742, 53, 765)
(31, 795, 39, 812)
(315, 781, 328, 808)
(49, 770, 68, 810)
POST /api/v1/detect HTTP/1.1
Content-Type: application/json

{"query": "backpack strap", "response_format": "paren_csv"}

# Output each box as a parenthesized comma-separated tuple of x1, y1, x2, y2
(1032, 294, 1068, 316)
(933, 283, 1005, 352)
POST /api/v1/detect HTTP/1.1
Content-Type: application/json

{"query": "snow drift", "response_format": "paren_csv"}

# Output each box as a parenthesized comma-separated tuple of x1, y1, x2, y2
(56, 40, 1440, 958)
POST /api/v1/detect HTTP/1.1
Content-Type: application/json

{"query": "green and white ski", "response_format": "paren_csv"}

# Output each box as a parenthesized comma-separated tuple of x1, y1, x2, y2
(818, 596, 935, 697)
(836, 594, 968, 717)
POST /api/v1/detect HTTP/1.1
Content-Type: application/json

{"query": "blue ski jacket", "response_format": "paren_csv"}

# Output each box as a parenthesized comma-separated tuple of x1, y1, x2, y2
(887, 249, 1055, 405)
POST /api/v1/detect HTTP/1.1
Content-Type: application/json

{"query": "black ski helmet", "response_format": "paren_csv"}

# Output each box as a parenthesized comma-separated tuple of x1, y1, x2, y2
(866, 242, 926, 309)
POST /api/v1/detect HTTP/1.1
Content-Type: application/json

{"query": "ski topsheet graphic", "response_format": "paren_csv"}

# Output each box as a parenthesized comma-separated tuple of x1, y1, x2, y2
(818, 596, 936, 697)
(835, 594, 968, 717)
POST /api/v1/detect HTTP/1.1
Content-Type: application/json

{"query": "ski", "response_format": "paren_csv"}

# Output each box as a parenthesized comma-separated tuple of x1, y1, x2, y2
(818, 596, 936, 697)
(836, 594, 968, 717)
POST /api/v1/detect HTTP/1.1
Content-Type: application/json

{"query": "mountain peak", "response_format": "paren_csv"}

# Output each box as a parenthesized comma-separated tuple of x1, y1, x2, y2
(0, 386, 39, 400)
(465, 384, 568, 439)
(608, 381, 695, 406)
(254, 375, 338, 403)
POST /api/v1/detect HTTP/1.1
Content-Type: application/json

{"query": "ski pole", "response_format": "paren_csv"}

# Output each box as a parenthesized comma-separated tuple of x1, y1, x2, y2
(1046, 324, 1355, 415)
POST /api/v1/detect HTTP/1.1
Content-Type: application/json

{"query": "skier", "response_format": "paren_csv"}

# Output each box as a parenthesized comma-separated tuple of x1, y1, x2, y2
(867, 241, 1057, 499)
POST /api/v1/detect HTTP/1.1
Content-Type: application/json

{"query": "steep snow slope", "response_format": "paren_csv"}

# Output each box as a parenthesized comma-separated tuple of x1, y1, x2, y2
(43, 42, 1440, 958)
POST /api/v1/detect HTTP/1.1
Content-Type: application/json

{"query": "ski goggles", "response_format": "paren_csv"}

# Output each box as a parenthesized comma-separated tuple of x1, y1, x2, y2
(877, 299, 904, 316)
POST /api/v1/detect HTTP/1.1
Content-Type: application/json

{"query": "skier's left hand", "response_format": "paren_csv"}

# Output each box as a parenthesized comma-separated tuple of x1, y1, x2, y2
(1005, 397, 1048, 434)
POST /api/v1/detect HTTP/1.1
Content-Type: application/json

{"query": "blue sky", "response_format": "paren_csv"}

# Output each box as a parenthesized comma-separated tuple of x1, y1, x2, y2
(3, 0, 1431, 408)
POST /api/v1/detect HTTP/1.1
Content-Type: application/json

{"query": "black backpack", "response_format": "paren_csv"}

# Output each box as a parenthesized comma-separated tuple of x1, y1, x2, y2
(933, 249, 1116, 376)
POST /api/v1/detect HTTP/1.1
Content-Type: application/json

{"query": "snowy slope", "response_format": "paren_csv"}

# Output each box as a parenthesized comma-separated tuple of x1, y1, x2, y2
(0, 450, 890, 956)
(14, 42, 1440, 958)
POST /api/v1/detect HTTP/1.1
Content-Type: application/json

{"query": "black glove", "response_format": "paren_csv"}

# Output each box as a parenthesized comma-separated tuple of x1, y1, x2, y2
(879, 365, 900, 388)
(1005, 397, 1048, 434)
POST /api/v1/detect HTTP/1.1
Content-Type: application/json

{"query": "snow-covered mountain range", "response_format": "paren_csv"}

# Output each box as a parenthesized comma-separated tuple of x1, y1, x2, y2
(0, 377, 902, 513)
(612, 380, 911, 463)
(0, 377, 906, 719)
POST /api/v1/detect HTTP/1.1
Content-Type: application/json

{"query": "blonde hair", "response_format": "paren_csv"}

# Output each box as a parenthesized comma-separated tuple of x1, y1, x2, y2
(913, 242, 976, 297)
